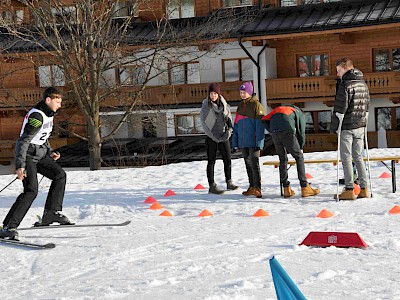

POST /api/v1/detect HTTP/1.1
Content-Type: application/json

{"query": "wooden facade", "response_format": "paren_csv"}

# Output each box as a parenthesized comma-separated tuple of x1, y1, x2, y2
(1, 0, 400, 165)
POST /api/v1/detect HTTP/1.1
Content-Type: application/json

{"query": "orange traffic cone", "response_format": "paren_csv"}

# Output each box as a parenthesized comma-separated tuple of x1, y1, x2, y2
(353, 183, 361, 196)
(160, 210, 172, 217)
(317, 209, 334, 218)
(389, 205, 400, 214)
(379, 172, 391, 178)
(253, 209, 269, 217)
(149, 202, 163, 210)
(164, 189, 176, 196)
(144, 196, 157, 204)
(198, 209, 213, 217)
(194, 184, 205, 190)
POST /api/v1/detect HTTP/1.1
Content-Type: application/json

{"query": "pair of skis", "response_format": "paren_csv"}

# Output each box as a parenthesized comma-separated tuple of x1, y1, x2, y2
(0, 220, 131, 249)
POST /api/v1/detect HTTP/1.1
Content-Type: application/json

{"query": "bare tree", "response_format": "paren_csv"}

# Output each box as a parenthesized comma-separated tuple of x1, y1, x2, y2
(0, 0, 258, 170)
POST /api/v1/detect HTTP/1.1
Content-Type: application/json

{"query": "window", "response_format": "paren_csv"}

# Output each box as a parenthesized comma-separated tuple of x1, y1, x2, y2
(0, 10, 12, 23)
(117, 65, 146, 85)
(222, 0, 252, 8)
(167, 0, 195, 19)
(112, 1, 138, 18)
(175, 114, 204, 135)
(15, 10, 24, 24)
(298, 54, 329, 77)
(286, 0, 342, 5)
(373, 48, 400, 72)
(376, 107, 400, 130)
(304, 110, 332, 133)
(169, 62, 200, 85)
(50, 6, 77, 24)
(38, 65, 66, 87)
(223, 58, 253, 82)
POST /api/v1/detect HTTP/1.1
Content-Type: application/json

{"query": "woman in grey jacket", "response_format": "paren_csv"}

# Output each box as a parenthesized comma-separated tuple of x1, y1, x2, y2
(200, 83, 238, 194)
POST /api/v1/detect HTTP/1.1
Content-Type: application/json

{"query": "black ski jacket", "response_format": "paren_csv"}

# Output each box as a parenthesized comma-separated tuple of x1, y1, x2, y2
(330, 68, 370, 132)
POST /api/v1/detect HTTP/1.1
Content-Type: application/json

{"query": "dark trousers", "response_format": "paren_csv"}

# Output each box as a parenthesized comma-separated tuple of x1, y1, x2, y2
(271, 132, 307, 188)
(241, 148, 261, 188)
(206, 137, 232, 185)
(3, 156, 66, 228)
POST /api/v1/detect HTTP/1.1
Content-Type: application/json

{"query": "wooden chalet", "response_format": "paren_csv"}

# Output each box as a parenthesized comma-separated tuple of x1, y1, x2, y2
(0, 0, 399, 167)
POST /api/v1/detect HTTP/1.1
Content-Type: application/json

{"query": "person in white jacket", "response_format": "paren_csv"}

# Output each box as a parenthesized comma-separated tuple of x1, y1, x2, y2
(200, 83, 238, 194)
(1, 87, 73, 240)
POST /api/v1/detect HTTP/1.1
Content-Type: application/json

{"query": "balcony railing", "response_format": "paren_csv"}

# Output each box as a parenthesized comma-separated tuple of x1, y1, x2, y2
(0, 81, 243, 109)
(265, 71, 400, 102)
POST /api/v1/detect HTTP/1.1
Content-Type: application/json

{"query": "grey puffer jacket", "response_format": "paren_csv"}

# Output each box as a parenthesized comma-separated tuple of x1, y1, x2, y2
(330, 68, 370, 132)
(200, 95, 233, 143)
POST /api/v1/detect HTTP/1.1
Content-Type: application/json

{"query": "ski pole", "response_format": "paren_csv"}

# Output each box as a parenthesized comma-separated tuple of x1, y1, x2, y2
(336, 112, 344, 202)
(0, 177, 18, 193)
(364, 112, 373, 197)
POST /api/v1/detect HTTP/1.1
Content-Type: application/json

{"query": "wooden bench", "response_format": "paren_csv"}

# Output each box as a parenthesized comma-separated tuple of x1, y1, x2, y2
(263, 156, 400, 194)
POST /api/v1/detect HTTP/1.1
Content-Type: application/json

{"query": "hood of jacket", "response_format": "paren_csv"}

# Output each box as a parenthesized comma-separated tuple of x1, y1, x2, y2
(342, 68, 364, 81)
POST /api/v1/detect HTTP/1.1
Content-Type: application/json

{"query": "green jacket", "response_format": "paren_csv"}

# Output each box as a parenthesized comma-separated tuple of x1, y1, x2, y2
(262, 105, 306, 148)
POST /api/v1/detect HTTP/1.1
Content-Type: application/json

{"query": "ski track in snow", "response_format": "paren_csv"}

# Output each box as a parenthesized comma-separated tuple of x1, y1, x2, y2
(0, 149, 399, 299)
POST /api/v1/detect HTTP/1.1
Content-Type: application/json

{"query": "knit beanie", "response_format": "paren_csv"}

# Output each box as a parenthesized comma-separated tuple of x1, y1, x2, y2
(208, 83, 221, 95)
(239, 81, 253, 96)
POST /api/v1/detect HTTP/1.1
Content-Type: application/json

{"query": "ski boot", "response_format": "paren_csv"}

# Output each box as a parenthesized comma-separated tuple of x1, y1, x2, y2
(35, 210, 74, 227)
(0, 226, 19, 240)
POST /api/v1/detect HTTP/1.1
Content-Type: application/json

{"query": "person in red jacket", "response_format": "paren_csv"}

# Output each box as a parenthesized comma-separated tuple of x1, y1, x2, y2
(262, 105, 320, 198)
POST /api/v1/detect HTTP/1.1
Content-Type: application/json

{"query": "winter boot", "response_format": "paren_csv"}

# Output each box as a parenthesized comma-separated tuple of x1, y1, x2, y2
(301, 184, 320, 197)
(283, 186, 295, 198)
(336, 188, 356, 200)
(242, 186, 255, 196)
(226, 180, 239, 190)
(357, 188, 370, 199)
(40, 210, 73, 226)
(0, 226, 19, 240)
(208, 183, 224, 195)
(252, 187, 262, 198)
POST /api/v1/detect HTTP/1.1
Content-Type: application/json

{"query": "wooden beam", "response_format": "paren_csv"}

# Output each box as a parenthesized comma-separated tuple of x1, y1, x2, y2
(339, 33, 354, 44)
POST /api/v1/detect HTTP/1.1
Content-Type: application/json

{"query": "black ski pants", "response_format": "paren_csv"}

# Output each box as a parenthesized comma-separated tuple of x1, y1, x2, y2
(241, 148, 261, 188)
(3, 156, 66, 228)
(205, 137, 232, 185)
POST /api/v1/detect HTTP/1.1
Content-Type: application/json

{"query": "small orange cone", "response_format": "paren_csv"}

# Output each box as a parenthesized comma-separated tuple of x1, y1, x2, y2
(160, 210, 172, 217)
(164, 189, 176, 197)
(194, 184, 205, 190)
(144, 196, 157, 204)
(306, 173, 313, 179)
(353, 183, 361, 196)
(317, 209, 334, 218)
(253, 209, 269, 217)
(379, 172, 391, 178)
(389, 205, 400, 214)
(149, 202, 163, 210)
(198, 209, 213, 217)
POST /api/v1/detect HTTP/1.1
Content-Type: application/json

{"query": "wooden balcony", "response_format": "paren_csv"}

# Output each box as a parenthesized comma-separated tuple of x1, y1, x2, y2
(266, 71, 400, 103)
(0, 81, 242, 109)
(103, 81, 242, 107)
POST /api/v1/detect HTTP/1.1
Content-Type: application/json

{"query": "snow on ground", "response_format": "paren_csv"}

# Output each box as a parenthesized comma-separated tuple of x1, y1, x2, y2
(0, 148, 399, 300)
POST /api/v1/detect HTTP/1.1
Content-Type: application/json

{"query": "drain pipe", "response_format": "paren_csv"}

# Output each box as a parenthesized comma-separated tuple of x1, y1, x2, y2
(238, 37, 268, 104)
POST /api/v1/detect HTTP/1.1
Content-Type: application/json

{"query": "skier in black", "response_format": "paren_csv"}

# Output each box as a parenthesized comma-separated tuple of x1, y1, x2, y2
(0, 87, 72, 240)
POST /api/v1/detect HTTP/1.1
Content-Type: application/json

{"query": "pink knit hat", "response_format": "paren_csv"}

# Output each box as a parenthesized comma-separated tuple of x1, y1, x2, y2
(239, 81, 253, 96)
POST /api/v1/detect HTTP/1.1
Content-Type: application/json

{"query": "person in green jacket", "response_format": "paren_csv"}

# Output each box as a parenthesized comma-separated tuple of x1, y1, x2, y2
(262, 105, 320, 198)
